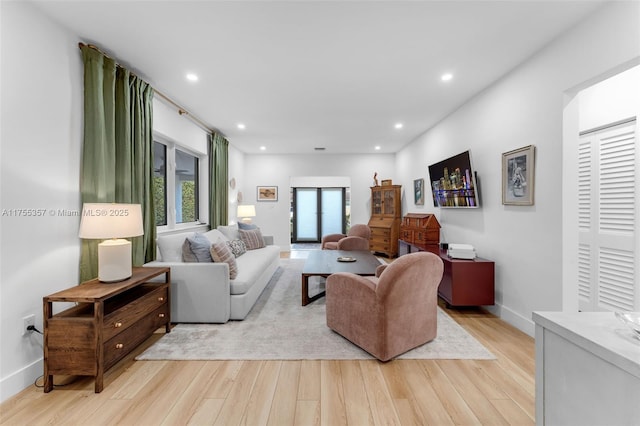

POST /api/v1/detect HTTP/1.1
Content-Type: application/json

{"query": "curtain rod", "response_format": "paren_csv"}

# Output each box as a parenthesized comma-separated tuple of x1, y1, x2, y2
(78, 42, 220, 136)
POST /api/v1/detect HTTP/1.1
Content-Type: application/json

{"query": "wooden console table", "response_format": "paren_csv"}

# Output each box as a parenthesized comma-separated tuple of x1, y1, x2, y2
(43, 266, 171, 393)
(399, 239, 494, 306)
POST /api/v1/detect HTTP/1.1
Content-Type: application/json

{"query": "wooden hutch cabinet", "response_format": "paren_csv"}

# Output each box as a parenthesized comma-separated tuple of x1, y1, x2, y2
(368, 184, 402, 257)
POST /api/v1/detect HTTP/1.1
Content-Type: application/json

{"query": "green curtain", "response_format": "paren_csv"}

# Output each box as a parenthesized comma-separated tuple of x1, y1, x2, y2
(79, 45, 156, 282)
(208, 132, 229, 228)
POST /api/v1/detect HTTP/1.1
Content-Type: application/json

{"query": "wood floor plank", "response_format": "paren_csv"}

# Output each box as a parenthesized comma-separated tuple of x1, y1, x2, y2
(420, 361, 481, 425)
(436, 360, 510, 425)
(359, 361, 402, 426)
(161, 361, 223, 425)
(187, 398, 225, 426)
(397, 360, 453, 426)
(297, 360, 321, 401)
(241, 360, 282, 425)
(340, 360, 375, 426)
(294, 400, 320, 426)
(320, 360, 347, 426)
(213, 360, 263, 426)
(111, 361, 206, 425)
(267, 361, 301, 426)
(204, 360, 244, 399)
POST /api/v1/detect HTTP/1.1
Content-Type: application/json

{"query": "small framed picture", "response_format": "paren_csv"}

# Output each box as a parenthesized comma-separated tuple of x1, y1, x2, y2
(257, 186, 278, 201)
(502, 145, 535, 205)
(414, 178, 425, 205)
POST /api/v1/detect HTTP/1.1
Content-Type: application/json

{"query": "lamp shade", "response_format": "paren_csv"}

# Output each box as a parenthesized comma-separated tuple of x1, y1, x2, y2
(237, 204, 256, 218)
(78, 203, 144, 239)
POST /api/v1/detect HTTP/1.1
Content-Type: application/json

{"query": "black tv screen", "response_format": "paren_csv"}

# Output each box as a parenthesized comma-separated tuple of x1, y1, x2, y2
(428, 150, 479, 208)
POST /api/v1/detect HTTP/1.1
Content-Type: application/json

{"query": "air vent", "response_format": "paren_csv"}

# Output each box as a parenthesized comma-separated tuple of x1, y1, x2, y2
(314, 147, 326, 151)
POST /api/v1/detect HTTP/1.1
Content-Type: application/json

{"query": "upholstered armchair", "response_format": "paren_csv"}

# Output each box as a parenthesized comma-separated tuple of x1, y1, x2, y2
(321, 224, 371, 251)
(326, 251, 444, 361)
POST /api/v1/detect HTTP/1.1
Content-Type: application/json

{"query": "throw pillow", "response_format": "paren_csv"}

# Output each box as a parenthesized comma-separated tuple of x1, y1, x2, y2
(238, 222, 258, 230)
(239, 228, 265, 250)
(182, 233, 213, 262)
(226, 239, 247, 258)
(210, 241, 238, 280)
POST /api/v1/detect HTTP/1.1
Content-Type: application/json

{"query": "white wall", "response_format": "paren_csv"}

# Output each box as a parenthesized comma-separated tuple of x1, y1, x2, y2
(241, 153, 395, 249)
(0, 2, 83, 402)
(397, 1, 640, 336)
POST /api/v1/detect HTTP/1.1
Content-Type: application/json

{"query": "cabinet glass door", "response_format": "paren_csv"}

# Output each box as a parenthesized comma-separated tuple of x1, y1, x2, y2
(383, 189, 395, 215)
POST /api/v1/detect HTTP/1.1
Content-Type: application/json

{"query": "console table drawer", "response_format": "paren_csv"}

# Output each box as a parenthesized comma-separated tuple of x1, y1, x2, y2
(104, 305, 169, 369)
(103, 284, 168, 341)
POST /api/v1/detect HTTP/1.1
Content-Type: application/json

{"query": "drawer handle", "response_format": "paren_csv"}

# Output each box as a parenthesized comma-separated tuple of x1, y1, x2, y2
(115, 343, 124, 349)
(114, 322, 123, 328)
(158, 313, 165, 318)
(158, 297, 165, 302)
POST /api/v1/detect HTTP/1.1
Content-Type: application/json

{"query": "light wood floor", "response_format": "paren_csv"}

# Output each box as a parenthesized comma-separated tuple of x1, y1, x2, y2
(1, 252, 535, 425)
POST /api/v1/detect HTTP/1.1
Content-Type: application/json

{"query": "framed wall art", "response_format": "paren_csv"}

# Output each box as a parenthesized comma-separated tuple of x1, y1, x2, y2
(257, 186, 278, 201)
(502, 145, 535, 205)
(414, 178, 425, 205)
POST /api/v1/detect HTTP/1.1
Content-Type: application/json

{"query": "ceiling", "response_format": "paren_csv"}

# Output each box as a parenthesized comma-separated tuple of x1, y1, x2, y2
(31, 0, 604, 154)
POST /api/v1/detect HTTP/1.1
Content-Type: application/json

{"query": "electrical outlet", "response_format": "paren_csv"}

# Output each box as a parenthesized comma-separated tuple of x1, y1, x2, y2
(23, 314, 35, 336)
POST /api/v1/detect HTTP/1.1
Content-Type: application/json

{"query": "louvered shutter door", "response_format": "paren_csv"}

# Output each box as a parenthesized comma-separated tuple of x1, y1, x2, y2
(578, 120, 638, 312)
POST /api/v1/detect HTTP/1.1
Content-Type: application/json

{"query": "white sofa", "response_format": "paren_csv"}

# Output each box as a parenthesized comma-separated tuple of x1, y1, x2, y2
(144, 225, 280, 323)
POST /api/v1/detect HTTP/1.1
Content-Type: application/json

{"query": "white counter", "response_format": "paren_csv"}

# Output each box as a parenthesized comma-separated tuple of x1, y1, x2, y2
(533, 311, 640, 426)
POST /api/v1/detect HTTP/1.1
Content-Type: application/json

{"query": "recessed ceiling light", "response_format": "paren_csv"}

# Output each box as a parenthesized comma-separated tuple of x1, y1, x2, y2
(186, 73, 198, 82)
(441, 73, 453, 82)
(394, 123, 403, 129)
(237, 123, 246, 130)
(260, 146, 266, 151)
(375, 146, 381, 151)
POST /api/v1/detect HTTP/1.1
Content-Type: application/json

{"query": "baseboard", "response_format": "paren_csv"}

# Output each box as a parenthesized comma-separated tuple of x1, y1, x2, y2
(0, 357, 43, 403)
(484, 303, 535, 338)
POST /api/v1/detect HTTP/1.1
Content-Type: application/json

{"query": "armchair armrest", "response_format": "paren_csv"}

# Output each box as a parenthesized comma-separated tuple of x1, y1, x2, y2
(375, 264, 388, 277)
(321, 233, 347, 249)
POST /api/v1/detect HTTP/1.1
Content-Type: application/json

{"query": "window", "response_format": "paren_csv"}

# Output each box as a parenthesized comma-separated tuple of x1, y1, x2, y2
(153, 139, 200, 228)
(175, 149, 198, 223)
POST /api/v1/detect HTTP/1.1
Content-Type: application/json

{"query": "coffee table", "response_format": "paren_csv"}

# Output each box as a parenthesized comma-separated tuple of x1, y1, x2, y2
(301, 250, 381, 306)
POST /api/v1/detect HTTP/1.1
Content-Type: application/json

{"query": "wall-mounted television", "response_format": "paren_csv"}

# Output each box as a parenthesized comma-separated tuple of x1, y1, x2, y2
(428, 150, 479, 208)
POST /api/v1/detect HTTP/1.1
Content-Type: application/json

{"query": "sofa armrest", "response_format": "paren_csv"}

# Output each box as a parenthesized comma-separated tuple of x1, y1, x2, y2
(144, 261, 231, 323)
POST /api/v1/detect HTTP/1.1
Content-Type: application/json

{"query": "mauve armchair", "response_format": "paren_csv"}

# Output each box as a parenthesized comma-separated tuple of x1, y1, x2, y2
(325, 251, 444, 361)
(321, 224, 371, 251)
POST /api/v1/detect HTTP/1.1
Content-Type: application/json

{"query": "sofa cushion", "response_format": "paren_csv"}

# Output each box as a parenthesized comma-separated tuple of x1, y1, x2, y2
(239, 228, 265, 250)
(210, 241, 238, 279)
(226, 239, 247, 257)
(230, 245, 280, 295)
(203, 229, 228, 243)
(157, 232, 195, 262)
(182, 233, 214, 262)
(218, 224, 239, 241)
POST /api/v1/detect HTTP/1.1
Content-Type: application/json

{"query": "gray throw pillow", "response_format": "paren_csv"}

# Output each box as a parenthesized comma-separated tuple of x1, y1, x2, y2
(238, 222, 258, 230)
(182, 233, 213, 262)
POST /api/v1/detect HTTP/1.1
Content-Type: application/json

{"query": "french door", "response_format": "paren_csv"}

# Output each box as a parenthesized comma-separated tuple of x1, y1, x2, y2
(292, 188, 346, 243)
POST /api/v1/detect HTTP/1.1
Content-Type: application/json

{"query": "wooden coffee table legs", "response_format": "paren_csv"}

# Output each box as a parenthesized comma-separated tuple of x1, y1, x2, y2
(301, 273, 329, 306)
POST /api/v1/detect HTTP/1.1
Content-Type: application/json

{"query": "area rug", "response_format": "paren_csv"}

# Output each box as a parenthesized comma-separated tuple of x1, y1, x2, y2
(137, 259, 495, 361)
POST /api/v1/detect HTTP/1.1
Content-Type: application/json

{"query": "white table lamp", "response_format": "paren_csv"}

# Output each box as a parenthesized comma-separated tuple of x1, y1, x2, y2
(237, 204, 256, 224)
(79, 203, 144, 282)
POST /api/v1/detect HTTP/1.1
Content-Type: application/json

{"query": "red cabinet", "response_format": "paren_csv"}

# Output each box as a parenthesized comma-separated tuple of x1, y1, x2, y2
(399, 239, 494, 306)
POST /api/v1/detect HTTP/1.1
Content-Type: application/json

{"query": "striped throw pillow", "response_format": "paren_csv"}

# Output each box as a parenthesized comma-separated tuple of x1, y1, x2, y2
(210, 241, 238, 280)
(239, 228, 265, 250)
